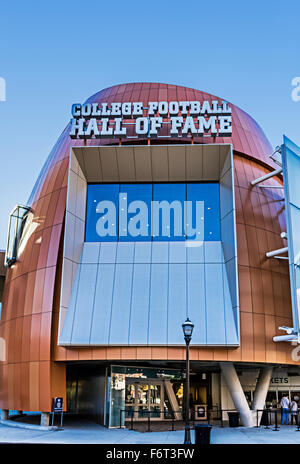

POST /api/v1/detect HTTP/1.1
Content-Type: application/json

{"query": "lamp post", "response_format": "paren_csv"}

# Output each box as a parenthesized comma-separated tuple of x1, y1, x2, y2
(182, 317, 194, 444)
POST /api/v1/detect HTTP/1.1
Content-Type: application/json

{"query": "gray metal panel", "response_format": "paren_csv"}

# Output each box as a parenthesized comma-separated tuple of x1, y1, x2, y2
(204, 242, 223, 263)
(134, 242, 152, 263)
(148, 263, 168, 344)
(71, 263, 98, 344)
(59, 258, 81, 344)
(108, 263, 133, 344)
(90, 264, 115, 344)
(129, 263, 151, 344)
(205, 263, 226, 345)
(220, 167, 234, 220)
(82, 147, 102, 183)
(223, 262, 239, 345)
(60, 240, 239, 346)
(169, 242, 187, 263)
(116, 242, 135, 263)
(187, 264, 206, 344)
(81, 242, 100, 264)
(152, 242, 169, 263)
(224, 256, 239, 316)
(186, 242, 205, 263)
(99, 242, 117, 263)
(220, 210, 236, 263)
(218, 144, 239, 344)
(282, 136, 300, 335)
(168, 263, 187, 344)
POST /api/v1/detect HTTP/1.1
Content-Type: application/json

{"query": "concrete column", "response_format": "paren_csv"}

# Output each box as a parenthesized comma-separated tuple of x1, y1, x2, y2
(219, 362, 254, 427)
(0, 409, 9, 420)
(40, 412, 50, 427)
(251, 366, 273, 425)
(252, 366, 273, 411)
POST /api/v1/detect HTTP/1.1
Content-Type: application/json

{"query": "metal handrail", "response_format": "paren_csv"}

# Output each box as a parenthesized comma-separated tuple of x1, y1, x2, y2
(119, 407, 211, 431)
(120, 407, 300, 431)
(255, 408, 300, 430)
(255, 408, 280, 430)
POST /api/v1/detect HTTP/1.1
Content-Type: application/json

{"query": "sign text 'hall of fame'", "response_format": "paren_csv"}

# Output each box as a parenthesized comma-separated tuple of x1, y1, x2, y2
(70, 100, 232, 139)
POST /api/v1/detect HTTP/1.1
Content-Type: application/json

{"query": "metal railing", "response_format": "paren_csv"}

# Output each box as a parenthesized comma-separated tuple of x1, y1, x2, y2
(119, 406, 300, 431)
(119, 408, 212, 432)
(210, 408, 300, 430)
(255, 408, 300, 431)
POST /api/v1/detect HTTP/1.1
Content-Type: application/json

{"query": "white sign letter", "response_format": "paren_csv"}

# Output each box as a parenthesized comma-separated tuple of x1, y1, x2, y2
(149, 117, 163, 135)
(148, 102, 158, 115)
(135, 117, 148, 135)
(170, 116, 183, 135)
(218, 116, 232, 136)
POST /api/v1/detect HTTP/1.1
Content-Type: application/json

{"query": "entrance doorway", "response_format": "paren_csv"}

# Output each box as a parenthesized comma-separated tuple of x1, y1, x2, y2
(125, 379, 176, 421)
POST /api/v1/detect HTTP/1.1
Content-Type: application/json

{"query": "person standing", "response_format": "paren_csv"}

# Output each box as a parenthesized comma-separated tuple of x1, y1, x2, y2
(280, 394, 290, 425)
(290, 398, 298, 425)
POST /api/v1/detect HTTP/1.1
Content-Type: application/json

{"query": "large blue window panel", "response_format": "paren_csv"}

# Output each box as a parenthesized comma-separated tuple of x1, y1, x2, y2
(86, 184, 119, 242)
(187, 183, 220, 241)
(119, 183, 152, 241)
(152, 183, 186, 241)
(85, 182, 221, 242)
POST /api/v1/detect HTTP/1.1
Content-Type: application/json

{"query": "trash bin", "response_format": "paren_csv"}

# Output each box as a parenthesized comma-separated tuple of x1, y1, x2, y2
(194, 424, 212, 445)
(228, 412, 239, 427)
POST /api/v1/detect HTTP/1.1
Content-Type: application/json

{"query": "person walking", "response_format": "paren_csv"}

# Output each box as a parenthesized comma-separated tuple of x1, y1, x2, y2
(290, 398, 298, 425)
(280, 394, 290, 425)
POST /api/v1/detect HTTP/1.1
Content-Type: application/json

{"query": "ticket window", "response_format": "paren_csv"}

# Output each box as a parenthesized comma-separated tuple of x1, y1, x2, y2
(266, 390, 278, 408)
(278, 391, 289, 404)
(291, 391, 300, 402)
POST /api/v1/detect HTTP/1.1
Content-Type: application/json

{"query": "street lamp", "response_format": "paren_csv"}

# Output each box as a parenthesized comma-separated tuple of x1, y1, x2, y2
(182, 317, 194, 444)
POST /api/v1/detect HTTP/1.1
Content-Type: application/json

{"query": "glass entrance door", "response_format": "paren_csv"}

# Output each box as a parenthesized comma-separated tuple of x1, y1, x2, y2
(137, 383, 149, 419)
(125, 380, 165, 420)
(149, 383, 162, 418)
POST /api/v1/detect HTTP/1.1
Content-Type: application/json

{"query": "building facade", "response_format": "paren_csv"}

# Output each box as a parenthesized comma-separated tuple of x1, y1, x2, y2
(0, 251, 5, 318)
(0, 83, 297, 427)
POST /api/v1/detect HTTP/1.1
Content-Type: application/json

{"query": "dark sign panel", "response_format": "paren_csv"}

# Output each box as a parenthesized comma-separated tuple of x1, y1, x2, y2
(194, 404, 207, 420)
(53, 397, 63, 412)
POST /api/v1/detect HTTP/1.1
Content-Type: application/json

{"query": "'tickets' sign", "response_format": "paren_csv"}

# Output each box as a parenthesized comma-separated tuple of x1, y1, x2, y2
(70, 100, 232, 139)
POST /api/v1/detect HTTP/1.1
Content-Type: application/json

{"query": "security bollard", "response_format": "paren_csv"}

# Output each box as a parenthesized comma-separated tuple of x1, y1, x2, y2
(264, 409, 270, 429)
(131, 410, 134, 430)
(273, 409, 279, 431)
(296, 411, 300, 431)
(255, 410, 260, 427)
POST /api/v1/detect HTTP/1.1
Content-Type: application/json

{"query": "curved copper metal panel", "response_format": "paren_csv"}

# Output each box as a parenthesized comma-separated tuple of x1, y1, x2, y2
(0, 83, 292, 413)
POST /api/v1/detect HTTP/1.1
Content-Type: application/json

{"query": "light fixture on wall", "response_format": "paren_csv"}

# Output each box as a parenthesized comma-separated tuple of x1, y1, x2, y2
(202, 373, 207, 380)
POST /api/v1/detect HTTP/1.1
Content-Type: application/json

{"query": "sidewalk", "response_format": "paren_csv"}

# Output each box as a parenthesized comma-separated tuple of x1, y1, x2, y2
(0, 417, 300, 444)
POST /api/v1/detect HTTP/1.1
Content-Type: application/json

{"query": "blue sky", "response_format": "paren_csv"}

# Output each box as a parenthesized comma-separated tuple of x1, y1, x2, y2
(0, 0, 299, 249)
